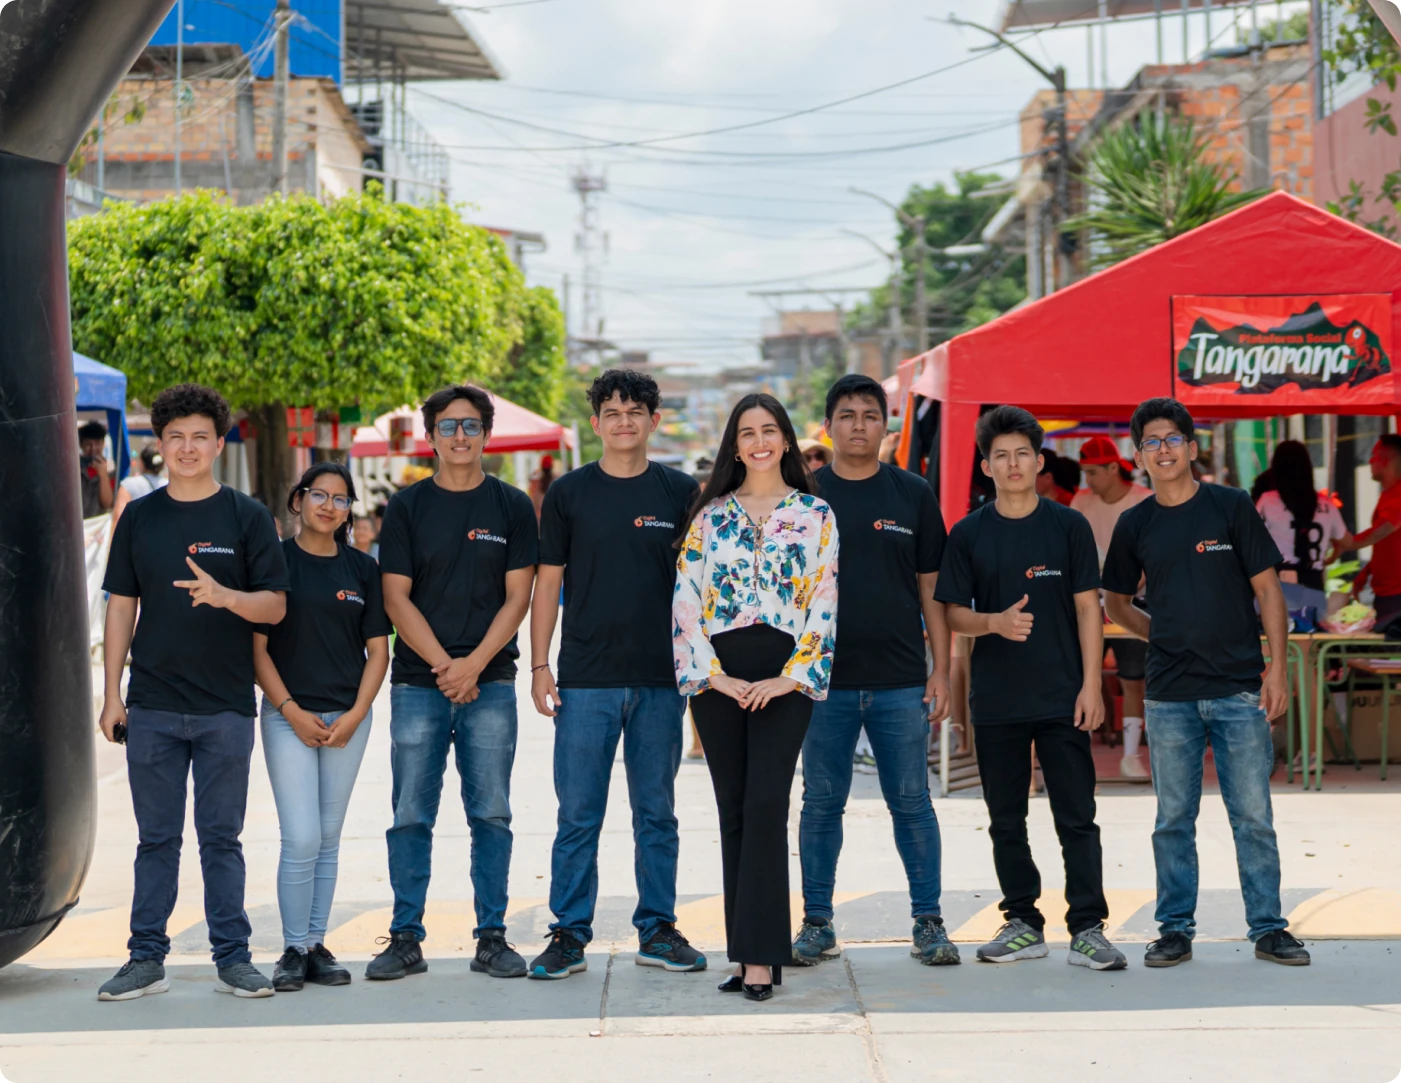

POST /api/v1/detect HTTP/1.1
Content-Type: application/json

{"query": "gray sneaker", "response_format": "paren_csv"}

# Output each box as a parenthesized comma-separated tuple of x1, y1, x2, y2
(1067, 924, 1128, 971)
(98, 959, 169, 1001)
(975, 919, 1049, 963)
(214, 961, 275, 998)
(911, 915, 961, 966)
(792, 917, 840, 966)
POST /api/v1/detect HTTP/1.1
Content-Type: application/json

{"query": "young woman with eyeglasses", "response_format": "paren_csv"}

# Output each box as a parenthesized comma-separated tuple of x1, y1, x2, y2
(253, 462, 391, 991)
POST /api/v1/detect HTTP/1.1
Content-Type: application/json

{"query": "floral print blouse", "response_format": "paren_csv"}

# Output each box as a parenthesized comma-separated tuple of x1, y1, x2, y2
(672, 490, 839, 700)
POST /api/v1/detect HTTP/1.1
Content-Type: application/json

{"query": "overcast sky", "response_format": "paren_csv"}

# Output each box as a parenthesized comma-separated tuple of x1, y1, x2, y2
(407, 0, 1310, 370)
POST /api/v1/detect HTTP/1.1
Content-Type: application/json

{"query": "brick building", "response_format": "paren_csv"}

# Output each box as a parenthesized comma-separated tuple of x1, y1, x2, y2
(82, 46, 372, 205)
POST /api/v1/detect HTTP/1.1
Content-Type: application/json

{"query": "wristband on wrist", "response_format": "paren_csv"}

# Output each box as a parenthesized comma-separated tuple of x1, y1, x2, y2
(277, 697, 295, 713)
(531, 663, 551, 672)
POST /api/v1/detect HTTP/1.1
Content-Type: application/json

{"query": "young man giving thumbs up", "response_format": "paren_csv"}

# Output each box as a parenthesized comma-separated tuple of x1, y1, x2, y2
(936, 406, 1125, 971)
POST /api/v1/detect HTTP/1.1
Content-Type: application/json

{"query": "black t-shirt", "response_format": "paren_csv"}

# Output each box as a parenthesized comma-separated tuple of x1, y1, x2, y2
(377, 474, 538, 688)
(103, 485, 290, 716)
(259, 539, 392, 712)
(814, 462, 946, 689)
(539, 461, 699, 688)
(935, 497, 1100, 724)
(1102, 483, 1280, 701)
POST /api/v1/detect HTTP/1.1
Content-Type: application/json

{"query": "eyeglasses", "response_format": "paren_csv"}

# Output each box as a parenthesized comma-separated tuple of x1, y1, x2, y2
(305, 488, 352, 511)
(435, 418, 484, 438)
(1139, 434, 1187, 453)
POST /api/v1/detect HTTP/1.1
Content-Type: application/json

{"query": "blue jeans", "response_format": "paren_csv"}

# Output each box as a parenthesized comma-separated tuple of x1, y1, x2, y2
(261, 702, 373, 950)
(799, 687, 943, 920)
(125, 707, 255, 967)
(1146, 692, 1287, 942)
(548, 686, 685, 944)
(387, 682, 517, 941)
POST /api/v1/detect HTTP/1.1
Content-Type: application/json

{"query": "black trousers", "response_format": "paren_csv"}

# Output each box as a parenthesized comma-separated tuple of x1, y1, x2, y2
(691, 625, 813, 967)
(973, 719, 1108, 935)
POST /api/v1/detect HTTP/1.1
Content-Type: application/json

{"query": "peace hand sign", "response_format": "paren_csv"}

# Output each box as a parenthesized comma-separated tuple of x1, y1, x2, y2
(173, 557, 233, 609)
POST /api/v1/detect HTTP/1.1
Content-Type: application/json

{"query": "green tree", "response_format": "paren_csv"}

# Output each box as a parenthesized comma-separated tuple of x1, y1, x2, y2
(68, 189, 566, 526)
(496, 285, 568, 418)
(849, 172, 1026, 351)
(1066, 114, 1264, 269)
(1321, 0, 1401, 234)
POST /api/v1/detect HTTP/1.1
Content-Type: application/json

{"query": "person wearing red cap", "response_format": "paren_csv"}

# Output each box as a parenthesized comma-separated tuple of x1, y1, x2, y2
(1071, 436, 1152, 778)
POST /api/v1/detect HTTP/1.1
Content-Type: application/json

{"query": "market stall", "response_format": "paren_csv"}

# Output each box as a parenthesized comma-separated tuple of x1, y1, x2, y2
(74, 351, 131, 482)
(889, 191, 1401, 523)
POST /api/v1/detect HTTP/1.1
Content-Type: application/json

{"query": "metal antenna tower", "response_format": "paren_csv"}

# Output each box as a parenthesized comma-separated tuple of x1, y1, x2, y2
(571, 165, 608, 361)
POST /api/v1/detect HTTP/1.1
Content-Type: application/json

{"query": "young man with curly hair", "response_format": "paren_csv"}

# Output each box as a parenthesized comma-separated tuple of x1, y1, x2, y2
(98, 383, 290, 1001)
(526, 369, 705, 979)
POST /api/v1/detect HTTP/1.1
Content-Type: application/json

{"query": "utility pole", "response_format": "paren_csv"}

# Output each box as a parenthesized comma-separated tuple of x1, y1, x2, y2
(272, 0, 291, 197)
(949, 15, 1072, 291)
(174, 0, 183, 196)
(849, 188, 931, 353)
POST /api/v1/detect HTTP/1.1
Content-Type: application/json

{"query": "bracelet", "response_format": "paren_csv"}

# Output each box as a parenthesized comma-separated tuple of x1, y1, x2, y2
(531, 663, 551, 672)
(277, 697, 295, 712)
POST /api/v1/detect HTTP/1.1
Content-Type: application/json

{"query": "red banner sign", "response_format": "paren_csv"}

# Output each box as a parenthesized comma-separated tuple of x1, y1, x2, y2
(286, 406, 315, 448)
(1172, 294, 1394, 409)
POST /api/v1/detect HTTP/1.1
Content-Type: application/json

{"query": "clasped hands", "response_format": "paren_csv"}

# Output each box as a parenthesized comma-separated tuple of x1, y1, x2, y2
(709, 673, 798, 710)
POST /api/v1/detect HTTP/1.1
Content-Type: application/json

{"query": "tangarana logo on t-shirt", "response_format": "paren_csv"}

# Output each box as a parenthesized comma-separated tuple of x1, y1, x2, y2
(1025, 564, 1063, 579)
(1196, 538, 1234, 553)
(873, 519, 913, 535)
(187, 541, 235, 556)
(335, 589, 365, 605)
(634, 514, 676, 529)
(467, 527, 507, 545)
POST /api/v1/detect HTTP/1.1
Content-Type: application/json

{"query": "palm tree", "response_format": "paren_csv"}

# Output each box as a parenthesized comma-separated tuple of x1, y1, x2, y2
(1067, 114, 1266, 269)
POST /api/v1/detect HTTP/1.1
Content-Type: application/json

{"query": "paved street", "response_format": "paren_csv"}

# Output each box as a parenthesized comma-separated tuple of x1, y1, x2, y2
(4, 654, 1401, 1081)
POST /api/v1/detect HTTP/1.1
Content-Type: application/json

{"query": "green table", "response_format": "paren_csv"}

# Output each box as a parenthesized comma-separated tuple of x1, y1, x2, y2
(1344, 657, 1401, 781)
(1303, 633, 1396, 790)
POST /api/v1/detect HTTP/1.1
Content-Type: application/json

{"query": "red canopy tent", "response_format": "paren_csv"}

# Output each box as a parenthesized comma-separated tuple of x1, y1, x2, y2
(351, 395, 574, 458)
(907, 191, 1401, 526)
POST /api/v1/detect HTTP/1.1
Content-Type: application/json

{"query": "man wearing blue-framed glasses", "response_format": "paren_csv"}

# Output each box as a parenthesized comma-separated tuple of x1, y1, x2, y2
(370, 384, 539, 982)
(1103, 397, 1308, 970)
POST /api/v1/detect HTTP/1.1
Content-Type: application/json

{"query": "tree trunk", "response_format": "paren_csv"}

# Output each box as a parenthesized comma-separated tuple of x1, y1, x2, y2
(252, 403, 298, 537)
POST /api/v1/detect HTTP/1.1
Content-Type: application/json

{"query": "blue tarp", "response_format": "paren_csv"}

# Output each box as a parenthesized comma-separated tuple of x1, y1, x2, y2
(73, 352, 130, 481)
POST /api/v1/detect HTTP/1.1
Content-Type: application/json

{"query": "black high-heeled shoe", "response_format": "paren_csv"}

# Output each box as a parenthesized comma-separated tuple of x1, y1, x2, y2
(717, 973, 743, 993)
(742, 963, 777, 1002)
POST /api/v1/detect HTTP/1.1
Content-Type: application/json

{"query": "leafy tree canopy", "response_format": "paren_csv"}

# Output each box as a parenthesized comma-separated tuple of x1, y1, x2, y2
(848, 172, 1026, 347)
(68, 189, 565, 417)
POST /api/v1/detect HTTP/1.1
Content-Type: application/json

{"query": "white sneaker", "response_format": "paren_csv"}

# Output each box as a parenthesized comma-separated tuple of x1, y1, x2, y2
(1120, 755, 1148, 778)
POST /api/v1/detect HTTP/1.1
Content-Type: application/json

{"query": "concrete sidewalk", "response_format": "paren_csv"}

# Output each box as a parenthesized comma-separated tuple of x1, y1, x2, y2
(4, 942, 1400, 1081)
(7, 653, 1401, 1080)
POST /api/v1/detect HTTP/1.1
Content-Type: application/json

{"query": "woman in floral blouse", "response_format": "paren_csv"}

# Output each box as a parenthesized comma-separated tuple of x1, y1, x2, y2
(673, 393, 838, 1002)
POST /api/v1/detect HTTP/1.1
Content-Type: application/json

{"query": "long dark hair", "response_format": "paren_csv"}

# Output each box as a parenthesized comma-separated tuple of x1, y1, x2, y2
(1270, 440, 1319, 529)
(288, 461, 358, 546)
(681, 393, 815, 538)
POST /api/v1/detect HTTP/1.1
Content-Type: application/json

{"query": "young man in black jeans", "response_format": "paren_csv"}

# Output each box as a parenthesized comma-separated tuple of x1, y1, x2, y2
(98, 384, 290, 1000)
(527, 369, 704, 979)
(1104, 397, 1307, 967)
(937, 406, 1126, 971)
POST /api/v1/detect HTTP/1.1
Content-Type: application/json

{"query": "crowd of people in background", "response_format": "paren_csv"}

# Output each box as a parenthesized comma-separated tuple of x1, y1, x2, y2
(89, 366, 1375, 1009)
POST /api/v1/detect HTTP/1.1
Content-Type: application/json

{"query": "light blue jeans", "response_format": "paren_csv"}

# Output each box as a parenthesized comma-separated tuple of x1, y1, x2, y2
(261, 702, 373, 951)
(1145, 692, 1287, 942)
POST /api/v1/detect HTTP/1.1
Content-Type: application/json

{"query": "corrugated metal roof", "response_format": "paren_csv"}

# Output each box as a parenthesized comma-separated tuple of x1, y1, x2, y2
(344, 0, 502, 81)
(995, 0, 1255, 32)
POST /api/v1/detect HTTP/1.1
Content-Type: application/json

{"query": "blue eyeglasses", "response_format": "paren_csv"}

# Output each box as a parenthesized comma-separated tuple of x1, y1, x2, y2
(1139, 434, 1187, 453)
(435, 418, 484, 438)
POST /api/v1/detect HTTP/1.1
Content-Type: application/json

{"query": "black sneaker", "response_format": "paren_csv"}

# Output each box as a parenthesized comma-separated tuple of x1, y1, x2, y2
(792, 916, 840, 966)
(272, 947, 307, 992)
(637, 922, 707, 972)
(365, 934, 427, 981)
(1254, 930, 1310, 966)
(98, 959, 168, 1002)
(1144, 931, 1193, 968)
(529, 930, 588, 980)
(306, 943, 352, 986)
(471, 934, 527, 978)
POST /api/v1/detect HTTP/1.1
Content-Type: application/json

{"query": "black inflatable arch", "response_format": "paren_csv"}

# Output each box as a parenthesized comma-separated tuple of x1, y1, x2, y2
(0, 0, 176, 969)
